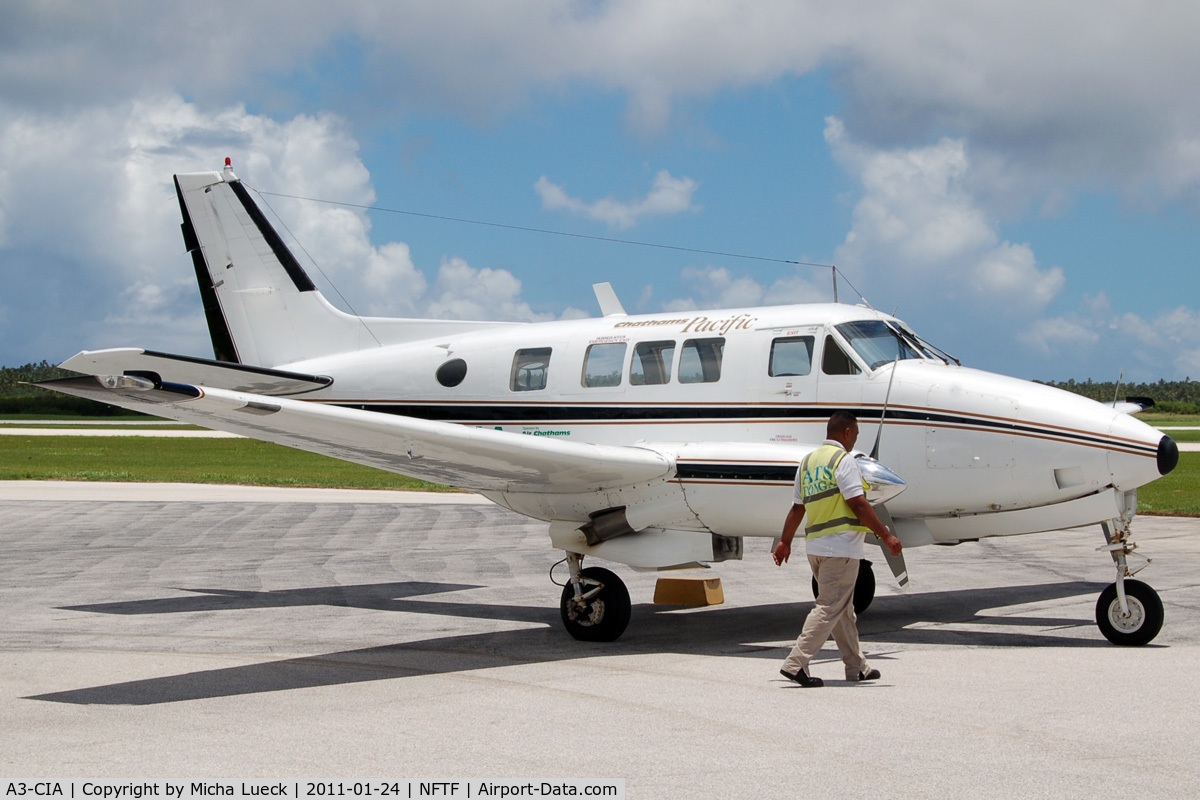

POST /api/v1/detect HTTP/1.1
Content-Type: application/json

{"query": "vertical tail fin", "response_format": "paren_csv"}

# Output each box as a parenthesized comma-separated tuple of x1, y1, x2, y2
(176, 162, 511, 367)
(175, 162, 379, 367)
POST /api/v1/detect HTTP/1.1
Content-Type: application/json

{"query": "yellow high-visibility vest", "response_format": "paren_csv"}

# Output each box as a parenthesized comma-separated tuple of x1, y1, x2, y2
(799, 444, 870, 539)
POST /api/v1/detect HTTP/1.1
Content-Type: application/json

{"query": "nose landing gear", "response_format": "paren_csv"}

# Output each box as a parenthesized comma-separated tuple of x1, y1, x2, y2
(1095, 516, 1163, 646)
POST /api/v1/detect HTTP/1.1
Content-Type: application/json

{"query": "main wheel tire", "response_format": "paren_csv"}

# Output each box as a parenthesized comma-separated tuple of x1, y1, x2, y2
(1096, 579, 1164, 646)
(560, 566, 631, 642)
(810, 559, 876, 615)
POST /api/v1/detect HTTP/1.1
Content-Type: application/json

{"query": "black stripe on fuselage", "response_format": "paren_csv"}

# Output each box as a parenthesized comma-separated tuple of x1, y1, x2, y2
(325, 401, 1156, 456)
(227, 180, 317, 293)
(675, 463, 798, 482)
(331, 402, 833, 423)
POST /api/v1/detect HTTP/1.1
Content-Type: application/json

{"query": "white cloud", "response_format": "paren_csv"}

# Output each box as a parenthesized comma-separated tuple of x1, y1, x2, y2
(827, 117, 1065, 315)
(425, 257, 551, 322)
(1156, 307, 1200, 376)
(0, 95, 565, 362)
(972, 243, 1064, 308)
(1019, 317, 1101, 356)
(7, 2, 1199, 205)
(1017, 297, 1200, 381)
(661, 265, 830, 313)
(535, 170, 698, 228)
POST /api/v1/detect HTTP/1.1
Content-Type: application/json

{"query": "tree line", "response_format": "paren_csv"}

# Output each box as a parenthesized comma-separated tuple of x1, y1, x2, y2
(1, 360, 1197, 415)
(0, 361, 142, 416)
(1036, 378, 1200, 414)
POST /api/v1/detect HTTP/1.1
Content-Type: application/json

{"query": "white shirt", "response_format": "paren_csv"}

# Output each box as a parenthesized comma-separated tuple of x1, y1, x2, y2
(794, 439, 867, 560)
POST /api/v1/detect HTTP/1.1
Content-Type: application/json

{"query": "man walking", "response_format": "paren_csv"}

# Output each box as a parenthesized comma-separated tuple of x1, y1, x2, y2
(773, 410, 903, 687)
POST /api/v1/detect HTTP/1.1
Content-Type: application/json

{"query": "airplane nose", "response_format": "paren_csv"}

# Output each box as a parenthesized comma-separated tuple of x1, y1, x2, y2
(1158, 435, 1179, 476)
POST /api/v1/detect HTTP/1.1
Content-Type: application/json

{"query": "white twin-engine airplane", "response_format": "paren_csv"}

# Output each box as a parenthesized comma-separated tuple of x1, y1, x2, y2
(41, 161, 1180, 646)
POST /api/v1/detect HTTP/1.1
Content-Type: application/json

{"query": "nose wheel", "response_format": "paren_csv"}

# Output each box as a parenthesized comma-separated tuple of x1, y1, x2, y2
(1095, 515, 1163, 646)
(1096, 579, 1163, 646)
(558, 554, 631, 642)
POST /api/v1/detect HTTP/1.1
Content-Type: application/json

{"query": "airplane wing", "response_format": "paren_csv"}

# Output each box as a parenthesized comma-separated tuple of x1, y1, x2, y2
(36, 373, 672, 494)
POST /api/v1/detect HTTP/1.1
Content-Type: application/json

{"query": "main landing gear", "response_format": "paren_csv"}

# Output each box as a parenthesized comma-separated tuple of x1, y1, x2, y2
(811, 559, 876, 615)
(1095, 516, 1163, 646)
(557, 553, 632, 642)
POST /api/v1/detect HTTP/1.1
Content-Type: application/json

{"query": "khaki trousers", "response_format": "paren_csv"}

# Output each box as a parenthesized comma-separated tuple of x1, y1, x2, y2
(781, 555, 870, 680)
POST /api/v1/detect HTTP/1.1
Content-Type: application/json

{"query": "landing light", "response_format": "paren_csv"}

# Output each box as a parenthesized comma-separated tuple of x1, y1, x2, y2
(96, 374, 155, 391)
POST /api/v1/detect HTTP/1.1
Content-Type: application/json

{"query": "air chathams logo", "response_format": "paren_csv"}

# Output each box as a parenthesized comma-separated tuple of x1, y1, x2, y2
(522, 426, 571, 437)
(614, 313, 758, 335)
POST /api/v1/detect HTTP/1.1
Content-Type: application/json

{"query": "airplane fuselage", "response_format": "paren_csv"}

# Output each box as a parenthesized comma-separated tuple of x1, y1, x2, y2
(281, 302, 1171, 549)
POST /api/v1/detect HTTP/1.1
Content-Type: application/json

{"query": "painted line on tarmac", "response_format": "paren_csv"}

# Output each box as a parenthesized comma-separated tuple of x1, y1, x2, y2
(0, 419, 184, 426)
(0, 428, 241, 437)
(0, 481, 493, 504)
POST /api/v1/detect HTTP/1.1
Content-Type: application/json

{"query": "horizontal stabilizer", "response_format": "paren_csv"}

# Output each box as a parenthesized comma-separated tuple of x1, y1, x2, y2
(35, 377, 674, 494)
(1108, 396, 1155, 415)
(60, 349, 331, 396)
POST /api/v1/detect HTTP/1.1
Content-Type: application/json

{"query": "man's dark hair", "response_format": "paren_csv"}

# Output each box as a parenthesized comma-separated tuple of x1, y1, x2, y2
(826, 410, 858, 437)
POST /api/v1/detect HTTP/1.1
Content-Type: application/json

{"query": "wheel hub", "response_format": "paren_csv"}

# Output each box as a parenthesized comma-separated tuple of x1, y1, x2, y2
(568, 597, 605, 627)
(1108, 596, 1146, 633)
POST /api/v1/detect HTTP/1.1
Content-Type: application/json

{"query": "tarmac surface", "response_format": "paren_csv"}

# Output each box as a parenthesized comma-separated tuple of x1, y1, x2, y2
(2, 482, 1199, 798)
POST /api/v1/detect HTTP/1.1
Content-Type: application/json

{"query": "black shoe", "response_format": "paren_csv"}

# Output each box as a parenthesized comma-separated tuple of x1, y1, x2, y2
(850, 668, 881, 682)
(780, 668, 824, 688)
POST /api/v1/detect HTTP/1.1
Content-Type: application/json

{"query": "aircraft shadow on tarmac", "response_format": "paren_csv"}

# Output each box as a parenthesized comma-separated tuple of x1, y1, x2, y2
(29, 578, 1110, 705)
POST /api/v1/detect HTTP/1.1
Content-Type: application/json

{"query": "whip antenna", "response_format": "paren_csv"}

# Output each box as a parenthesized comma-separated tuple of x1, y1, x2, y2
(869, 354, 901, 460)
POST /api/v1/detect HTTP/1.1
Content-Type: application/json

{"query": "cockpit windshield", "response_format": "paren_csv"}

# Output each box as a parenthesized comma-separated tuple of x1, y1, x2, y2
(835, 320, 932, 370)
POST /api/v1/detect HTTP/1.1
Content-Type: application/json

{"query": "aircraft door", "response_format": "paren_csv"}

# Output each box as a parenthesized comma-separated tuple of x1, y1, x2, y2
(815, 330, 865, 408)
(761, 327, 820, 402)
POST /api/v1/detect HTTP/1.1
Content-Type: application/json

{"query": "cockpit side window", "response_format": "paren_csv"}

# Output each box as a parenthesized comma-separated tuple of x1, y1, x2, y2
(679, 338, 724, 383)
(630, 340, 675, 386)
(769, 336, 814, 377)
(821, 335, 860, 376)
(511, 347, 552, 391)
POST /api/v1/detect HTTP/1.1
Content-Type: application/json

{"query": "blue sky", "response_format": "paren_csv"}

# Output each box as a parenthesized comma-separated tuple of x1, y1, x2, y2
(1, 2, 1198, 381)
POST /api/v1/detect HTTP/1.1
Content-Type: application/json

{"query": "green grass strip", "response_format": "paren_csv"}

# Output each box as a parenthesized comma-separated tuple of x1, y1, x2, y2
(0, 423, 199, 430)
(1138, 452, 1200, 517)
(0, 436, 453, 492)
(1141, 412, 1200, 426)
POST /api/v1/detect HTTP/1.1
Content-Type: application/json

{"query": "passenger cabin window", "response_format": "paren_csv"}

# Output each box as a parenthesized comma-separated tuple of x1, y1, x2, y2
(821, 336, 860, 375)
(511, 347, 552, 391)
(630, 340, 676, 386)
(768, 336, 814, 377)
(582, 342, 626, 388)
(679, 338, 724, 384)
